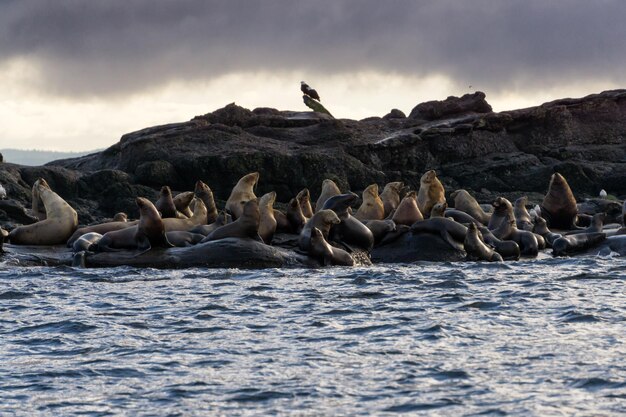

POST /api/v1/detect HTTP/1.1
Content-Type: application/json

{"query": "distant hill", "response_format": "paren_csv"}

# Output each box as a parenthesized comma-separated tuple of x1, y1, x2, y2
(0, 148, 101, 166)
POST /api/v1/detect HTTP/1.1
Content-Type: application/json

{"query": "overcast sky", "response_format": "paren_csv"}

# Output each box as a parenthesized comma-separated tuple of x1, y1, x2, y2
(1, 0, 625, 151)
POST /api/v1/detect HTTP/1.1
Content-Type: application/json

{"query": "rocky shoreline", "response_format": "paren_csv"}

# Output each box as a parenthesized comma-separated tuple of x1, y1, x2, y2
(1, 89, 625, 228)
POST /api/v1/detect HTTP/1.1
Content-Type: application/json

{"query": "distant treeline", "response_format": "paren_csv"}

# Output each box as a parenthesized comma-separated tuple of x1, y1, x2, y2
(0, 148, 100, 166)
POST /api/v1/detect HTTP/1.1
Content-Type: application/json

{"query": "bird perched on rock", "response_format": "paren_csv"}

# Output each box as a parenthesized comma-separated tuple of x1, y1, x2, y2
(0, 184, 6, 199)
(301, 81, 321, 101)
(599, 189, 607, 198)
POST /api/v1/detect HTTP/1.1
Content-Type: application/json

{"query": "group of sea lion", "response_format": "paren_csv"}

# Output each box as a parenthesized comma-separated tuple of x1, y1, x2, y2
(2, 170, 626, 267)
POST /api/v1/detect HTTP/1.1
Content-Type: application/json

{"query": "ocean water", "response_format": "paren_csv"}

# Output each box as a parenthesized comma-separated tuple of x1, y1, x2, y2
(1, 256, 625, 416)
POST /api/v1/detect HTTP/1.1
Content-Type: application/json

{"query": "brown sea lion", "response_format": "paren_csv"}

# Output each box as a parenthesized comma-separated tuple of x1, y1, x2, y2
(429, 202, 448, 218)
(31, 178, 49, 221)
(355, 184, 384, 221)
(173, 191, 195, 218)
(95, 197, 173, 252)
(259, 191, 277, 244)
(364, 219, 397, 245)
(488, 197, 538, 256)
(323, 193, 375, 252)
(533, 216, 562, 247)
(273, 209, 292, 233)
(417, 170, 445, 218)
(392, 191, 423, 226)
(113, 212, 128, 222)
(514, 196, 534, 231)
(449, 189, 491, 224)
(194, 180, 218, 224)
(203, 199, 261, 242)
(155, 186, 179, 218)
(225, 172, 259, 219)
(286, 197, 307, 234)
(540, 173, 578, 230)
(443, 209, 481, 225)
(308, 227, 354, 266)
(552, 233, 607, 257)
(410, 217, 468, 251)
(565, 213, 605, 236)
(165, 231, 205, 247)
(464, 223, 503, 262)
(478, 226, 520, 261)
(67, 221, 137, 247)
(189, 211, 232, 236)
(297, 188, 314, 218)
(298, 209, 341, 251)
(10, 180, 78, 245)
(162, 199, 207, 232)
(315, 179, 341, 213)
(71, 232, 103, 253)
(380, 181, 404, 218)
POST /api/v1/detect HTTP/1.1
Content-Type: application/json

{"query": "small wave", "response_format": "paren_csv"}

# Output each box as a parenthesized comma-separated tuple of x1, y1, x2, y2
(558, 272, 618, 281)
(344, 324, 395, 335)
(570, 377, 626, 391)
(228, 389, 300, 403)
(460, 301, 501, 310)
(12, 320, 97, 334)
(383, 398, 461, 412)
(345, 291, 388, 299)
(0, 290, 32, 300)
(558, 310, 602, 323)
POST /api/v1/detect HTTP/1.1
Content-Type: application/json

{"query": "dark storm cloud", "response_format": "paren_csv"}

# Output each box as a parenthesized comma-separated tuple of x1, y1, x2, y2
(1, 0, 625, 96)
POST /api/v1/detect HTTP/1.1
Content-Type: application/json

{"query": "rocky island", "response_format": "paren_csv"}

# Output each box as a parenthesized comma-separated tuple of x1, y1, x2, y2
(1, 89, 625, 228)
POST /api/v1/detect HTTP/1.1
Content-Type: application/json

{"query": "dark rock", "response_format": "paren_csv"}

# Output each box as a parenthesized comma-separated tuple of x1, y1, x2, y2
(383, 109, 406, 119)
(408, 91, 492, 120)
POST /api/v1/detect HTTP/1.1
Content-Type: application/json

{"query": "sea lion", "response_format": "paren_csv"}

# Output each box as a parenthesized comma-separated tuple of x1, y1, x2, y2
(10, 180, 78, 245)
(203, 199, 261, 242)
(0, 227, 8, 253)
(67, 221, 137, 247)
(173, 191, 195, 218)
(298, 209, 341, 251)
(540, 173, 579, 230)
(315, 179, 341, 213)
(552, 233, 607, 257)
(565, 213, 605, 235)
(194, 180, 218, 224)
(273, 209, 292, 233)
(297, 188, 314, 218)
(392, 191, 423, 226)
(533, 216, 562, 247)
(464, 223, 503, 262)
(259, 191, 277, 244)
(429, 202, 447, 218)
(364, 219, 396, 245)
(286, 197, 307, 234)
(113, 212, 128, 222)
(417, 170, 445, 218)
(410, 217, 468, 251)
(72, 232, 103, 253)
(323, 193, 375, 252)
(355, 184, 384, 221)
(225, 172, 259, 219)
(577, 198, 622, 225)
(380, 181, 404, 218)
(308, 227, 354, 266)
(155, 186, 179, 218)
(31, 178, 49, 221)
(449, 189, 491, 224)
(189, 211, 232, 236)
(95, 197, 173, 252)
(514, 196, 534, 231)
(444, 209, 481, 226)
(162, 198, 207, 232)
(488, 197, 538, 256)
(478, 226, 520, 261)
(165, 231, 205, 247)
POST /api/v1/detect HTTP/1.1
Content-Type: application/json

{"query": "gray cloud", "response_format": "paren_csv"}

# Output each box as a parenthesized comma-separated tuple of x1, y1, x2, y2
(1, 0, 625, 97)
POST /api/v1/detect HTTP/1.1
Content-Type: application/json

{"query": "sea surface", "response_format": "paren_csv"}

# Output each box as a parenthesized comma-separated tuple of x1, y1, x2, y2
(1, 256, 625, 416)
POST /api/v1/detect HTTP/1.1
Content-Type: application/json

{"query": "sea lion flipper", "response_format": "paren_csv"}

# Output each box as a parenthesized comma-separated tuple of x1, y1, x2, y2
(440, 230, 464, 251)
(72, 251, 86, 268)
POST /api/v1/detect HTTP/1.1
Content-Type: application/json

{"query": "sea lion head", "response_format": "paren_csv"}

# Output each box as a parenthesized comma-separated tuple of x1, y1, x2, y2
(289, 197, 301, 210)
(321, 179, 340, 193)
(421, 170, 437, 184)
(430, 202, 448, 217)
(514, 196, 528, 208)
(113, 212, 128, 222)
(35, 178, 51, 190)
(322, 192, 358, 214)
(136, 197, 160, 218)
(160, 186, 172, 197)
(242, 198, 260, 221)
(318, 209, 341, 225)
(297, 188, 310, 202)
(260, 191, 277, 209)
(242, 172, 260, 189)
(383, 181, 404, 194)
